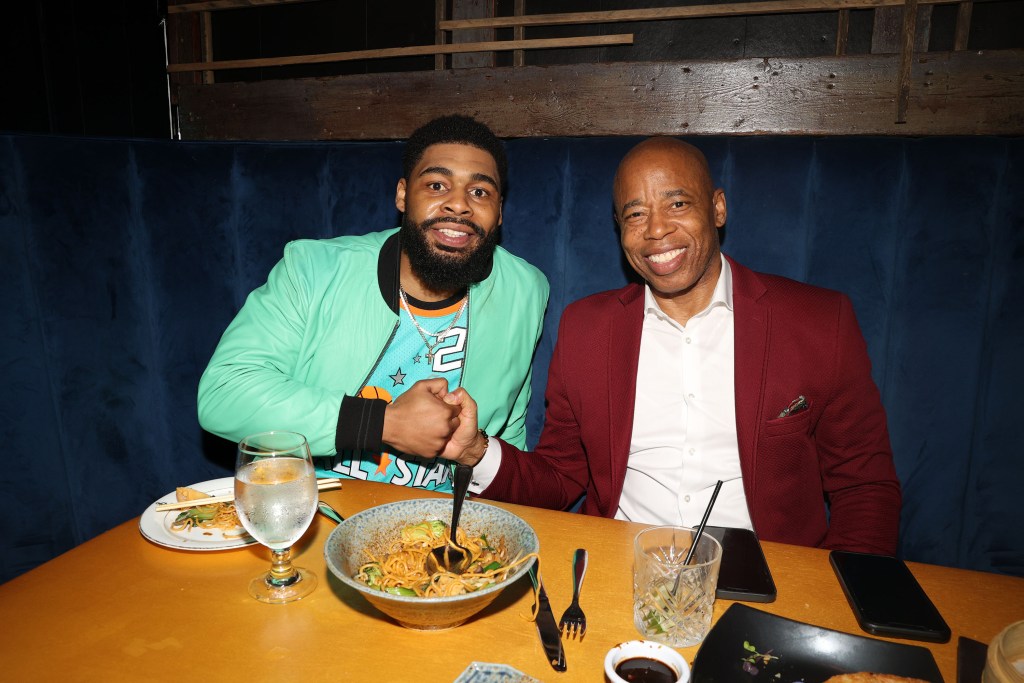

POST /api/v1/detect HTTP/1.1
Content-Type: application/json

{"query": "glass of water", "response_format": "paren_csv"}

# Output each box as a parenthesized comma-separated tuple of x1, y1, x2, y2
(633, 526, 723, 647)
(235, 431, 318, 604)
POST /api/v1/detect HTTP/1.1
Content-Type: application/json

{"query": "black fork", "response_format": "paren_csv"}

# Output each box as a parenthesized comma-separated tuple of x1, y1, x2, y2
(558, 548, 588, 639)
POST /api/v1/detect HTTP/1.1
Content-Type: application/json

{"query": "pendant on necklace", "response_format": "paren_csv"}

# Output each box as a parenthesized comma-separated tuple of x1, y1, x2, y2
(423, 341, 438, 363)
(423, 335, 443, 363)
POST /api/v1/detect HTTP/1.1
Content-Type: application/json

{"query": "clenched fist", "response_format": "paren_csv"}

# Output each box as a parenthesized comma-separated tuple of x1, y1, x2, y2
(381, 378, 461, 458)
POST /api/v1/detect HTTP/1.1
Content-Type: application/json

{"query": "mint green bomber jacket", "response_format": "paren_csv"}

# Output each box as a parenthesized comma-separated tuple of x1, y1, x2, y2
(197, 228, 549, 456)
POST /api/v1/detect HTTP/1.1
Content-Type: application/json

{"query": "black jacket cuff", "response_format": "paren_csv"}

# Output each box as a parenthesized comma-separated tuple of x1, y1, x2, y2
(336, 395, 387, 453)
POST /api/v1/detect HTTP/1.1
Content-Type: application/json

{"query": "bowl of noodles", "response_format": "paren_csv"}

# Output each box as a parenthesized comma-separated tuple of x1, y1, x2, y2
(323, 498, 539, 630)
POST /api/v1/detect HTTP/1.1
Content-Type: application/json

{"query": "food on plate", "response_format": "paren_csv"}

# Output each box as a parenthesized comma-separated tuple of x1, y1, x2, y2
(169, 486, 246, 537)
(175, 486, 212, 501)
(356, 519, 535, 597)
(738, 641, 928, 683)
(823, 675, 929, 683)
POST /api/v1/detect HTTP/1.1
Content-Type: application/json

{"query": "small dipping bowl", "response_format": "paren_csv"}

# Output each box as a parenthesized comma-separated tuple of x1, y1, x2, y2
(984, 619, 1024, 683)
(605, 640, 690, 683)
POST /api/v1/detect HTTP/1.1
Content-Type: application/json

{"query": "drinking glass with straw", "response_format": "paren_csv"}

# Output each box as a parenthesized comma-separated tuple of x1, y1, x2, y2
(632, 481, 724, 647)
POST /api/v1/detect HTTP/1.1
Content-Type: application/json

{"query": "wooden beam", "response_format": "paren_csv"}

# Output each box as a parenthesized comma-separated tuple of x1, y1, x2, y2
(872, 5, 931, 53)
(435, 0, 446, 71)
(954, 2, 973, 50)
(200, 11, 214, 85)
(168, 0, 318, 13)
(836, 9, 851, 55)
(895, 0, 920, 123)
(452, 0, 495, 69)
(513, 0, 525, 68)
(168, 0, 994, 17)
(174, 50, 1024, 139)
(165, 11, 204, 88)
(167, 34, 634, 73)
(438, 0, 997, 29)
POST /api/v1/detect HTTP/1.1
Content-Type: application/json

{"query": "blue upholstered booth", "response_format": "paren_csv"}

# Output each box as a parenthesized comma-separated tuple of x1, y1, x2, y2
(3, 133, 1022, 583)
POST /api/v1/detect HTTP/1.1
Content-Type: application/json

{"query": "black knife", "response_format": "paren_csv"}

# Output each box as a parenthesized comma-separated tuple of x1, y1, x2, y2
(957, 636, 988, 683)
(528, 562, 567, 672)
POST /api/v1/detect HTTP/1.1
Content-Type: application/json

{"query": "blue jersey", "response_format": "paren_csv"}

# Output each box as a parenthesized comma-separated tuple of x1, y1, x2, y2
(331, 294, 468, 493)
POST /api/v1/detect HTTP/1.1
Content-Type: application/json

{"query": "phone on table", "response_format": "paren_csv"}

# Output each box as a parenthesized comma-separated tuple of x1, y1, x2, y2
(829, 550, 951, 643)
(703, 526, 777, 603)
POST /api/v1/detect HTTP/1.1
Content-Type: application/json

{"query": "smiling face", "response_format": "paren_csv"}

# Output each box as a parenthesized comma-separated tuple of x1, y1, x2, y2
(614, 138, 727, 323)
(396, 142, 503, 299)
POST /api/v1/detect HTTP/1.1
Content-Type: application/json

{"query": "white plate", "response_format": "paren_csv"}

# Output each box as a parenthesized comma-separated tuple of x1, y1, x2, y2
(139, 477, 255, 551)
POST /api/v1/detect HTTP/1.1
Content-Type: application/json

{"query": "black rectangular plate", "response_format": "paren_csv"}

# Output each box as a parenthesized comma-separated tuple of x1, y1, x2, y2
(692, 603, 944, 683)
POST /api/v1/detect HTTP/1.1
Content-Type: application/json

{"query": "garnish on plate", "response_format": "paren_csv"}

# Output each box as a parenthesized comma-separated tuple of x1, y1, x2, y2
(741, 640, 780, 676)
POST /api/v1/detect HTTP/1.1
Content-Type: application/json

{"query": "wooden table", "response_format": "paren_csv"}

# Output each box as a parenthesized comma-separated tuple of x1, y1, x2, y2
(1, 480, 1021, 682)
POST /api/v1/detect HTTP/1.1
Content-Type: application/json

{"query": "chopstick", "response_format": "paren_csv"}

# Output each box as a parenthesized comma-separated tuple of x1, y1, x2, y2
(154, 478, 342, 511)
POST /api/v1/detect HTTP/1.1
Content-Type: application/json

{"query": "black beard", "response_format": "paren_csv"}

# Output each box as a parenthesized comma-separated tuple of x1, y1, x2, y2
(400, 215, 501, 293)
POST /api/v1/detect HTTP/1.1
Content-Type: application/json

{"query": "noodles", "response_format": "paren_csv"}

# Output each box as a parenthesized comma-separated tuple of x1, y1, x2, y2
(170, 502, 247, 538)
(356, 520, 536, 597)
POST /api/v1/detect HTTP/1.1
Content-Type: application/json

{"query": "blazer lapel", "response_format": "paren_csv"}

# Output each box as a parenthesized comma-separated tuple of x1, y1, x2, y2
(728, 257, 769, 502)
(606, 285, 645, 503)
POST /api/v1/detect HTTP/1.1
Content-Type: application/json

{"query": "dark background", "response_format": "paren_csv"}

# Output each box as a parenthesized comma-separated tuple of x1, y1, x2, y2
(4, 0, 1020, 140)
(4, 2, 168, 138)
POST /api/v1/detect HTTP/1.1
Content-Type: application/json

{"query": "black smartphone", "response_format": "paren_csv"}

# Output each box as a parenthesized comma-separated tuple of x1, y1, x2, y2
(703, 526, 777, 603)
(829, 550, 951, 643)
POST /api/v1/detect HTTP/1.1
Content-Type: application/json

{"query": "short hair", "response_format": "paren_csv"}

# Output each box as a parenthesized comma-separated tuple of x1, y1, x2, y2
(403, 115, 508, 196)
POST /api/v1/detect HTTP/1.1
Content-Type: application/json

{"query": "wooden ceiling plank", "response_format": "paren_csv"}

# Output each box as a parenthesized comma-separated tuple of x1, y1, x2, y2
(167, 34, 634, 73)
(438, 0, 995, 30)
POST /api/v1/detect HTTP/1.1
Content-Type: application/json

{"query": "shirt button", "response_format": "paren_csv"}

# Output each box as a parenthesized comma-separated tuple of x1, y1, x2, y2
(689, 448, 695, 456)
(684, 495, 691, 502)
(688, 393, 695, 400)
(685, 337, 692, 344)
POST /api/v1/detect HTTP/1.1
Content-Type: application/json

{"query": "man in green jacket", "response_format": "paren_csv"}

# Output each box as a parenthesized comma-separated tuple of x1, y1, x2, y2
(197, 115, 549, 494)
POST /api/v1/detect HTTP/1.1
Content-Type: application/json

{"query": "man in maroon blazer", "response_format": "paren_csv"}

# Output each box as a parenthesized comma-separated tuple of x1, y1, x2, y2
(441, 137, 901, 554)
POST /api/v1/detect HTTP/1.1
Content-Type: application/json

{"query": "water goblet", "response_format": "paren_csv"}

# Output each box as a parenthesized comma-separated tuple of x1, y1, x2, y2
(235, 431, 318, 604)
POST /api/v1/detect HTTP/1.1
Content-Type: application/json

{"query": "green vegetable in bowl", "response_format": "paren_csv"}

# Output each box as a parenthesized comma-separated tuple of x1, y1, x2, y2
(361, 564, 384, 589)
(401, 520, 447, 543)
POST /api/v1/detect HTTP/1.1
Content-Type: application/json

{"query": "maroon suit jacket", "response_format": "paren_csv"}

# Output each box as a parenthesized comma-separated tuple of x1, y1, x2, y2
(481, 256, 901, 554)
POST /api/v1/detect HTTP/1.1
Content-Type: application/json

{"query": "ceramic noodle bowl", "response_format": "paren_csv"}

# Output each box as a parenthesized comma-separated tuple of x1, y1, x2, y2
(324, 498, 539, 630)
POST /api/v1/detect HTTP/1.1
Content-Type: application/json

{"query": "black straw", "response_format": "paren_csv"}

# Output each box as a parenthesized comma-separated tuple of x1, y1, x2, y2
(668, 479, 724, 597)
(683, 479, 723, 566)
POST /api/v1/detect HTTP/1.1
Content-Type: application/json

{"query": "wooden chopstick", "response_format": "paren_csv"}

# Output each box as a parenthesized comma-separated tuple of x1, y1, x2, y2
(154, 478, 342, 512)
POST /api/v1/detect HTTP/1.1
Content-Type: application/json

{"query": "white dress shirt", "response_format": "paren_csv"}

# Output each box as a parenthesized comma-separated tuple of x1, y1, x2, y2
(614, 256, 753, 529)
(471, 256, 754, 532)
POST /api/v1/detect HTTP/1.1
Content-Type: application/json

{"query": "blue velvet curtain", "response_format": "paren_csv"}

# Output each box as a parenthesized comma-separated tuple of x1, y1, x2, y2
(2, 132, 1021, 583)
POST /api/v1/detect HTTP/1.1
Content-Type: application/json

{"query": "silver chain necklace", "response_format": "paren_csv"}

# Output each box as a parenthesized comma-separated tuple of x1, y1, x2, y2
(398, 287, 468, 362)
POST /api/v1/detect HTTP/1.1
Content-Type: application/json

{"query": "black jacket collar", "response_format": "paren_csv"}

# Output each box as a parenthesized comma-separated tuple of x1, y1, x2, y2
(377, 232, 402, 314)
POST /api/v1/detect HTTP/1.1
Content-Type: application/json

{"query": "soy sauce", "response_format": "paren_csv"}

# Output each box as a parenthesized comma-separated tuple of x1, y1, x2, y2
(614, 656, 677, 683)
